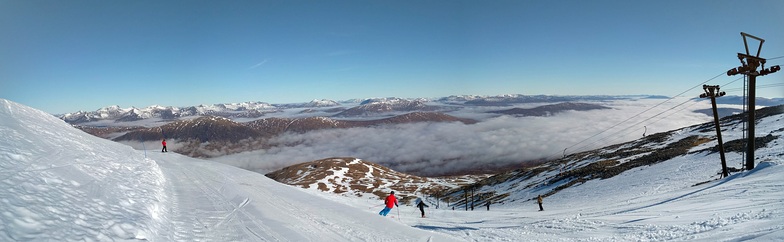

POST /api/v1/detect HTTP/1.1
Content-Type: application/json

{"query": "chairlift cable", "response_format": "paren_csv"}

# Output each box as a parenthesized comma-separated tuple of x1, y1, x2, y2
(547, 54, 782, 162)
(566, 76, 745, 158)
(551, 72, 725, 159)
(767, 55, 784, 60)
(563, 97, 700, 157)
(552, 72, 726, 160)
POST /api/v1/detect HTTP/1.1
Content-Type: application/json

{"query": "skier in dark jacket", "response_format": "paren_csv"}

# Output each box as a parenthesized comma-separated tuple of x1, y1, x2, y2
(161, 139, 168, 152)
(416, 199, 429, 218)
(537, 195, 544, 211)
(485, 201, 491, 211)
(378, 191, 398, 216)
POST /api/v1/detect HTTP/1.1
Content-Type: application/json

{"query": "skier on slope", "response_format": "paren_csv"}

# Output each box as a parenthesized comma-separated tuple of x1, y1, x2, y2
(378, 191, 398, 216)
(161, 139, 168, 152)
(537, 194, 544, 211)
(416, 198, 429, 218)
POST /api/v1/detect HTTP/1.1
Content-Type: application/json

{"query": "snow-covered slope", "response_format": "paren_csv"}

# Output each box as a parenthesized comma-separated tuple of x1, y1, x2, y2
(0, 99, 458, 241)
(416, 157, 784, 241)
(4, 98, 783, 241)
(0, 99, 166, 240)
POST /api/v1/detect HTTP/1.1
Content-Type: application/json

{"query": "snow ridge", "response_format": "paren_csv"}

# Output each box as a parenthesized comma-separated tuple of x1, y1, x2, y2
(0, 99, 168, 240)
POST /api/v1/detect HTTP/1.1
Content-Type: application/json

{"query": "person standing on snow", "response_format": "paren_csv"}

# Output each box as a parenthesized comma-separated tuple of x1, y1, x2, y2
(485, 201, 491, 211)
(378, 191, 398, 216)
(416, 199, 429, 218)
(161, 139, 168, 152)
(537, 195, 544, 211)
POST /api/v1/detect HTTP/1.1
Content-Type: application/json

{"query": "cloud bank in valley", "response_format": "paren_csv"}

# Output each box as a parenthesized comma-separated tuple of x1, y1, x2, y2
(211, 98, 715, 176)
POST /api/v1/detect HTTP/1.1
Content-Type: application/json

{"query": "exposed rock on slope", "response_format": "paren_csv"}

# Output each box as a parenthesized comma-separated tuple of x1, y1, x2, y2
(266, 157, 485, 203)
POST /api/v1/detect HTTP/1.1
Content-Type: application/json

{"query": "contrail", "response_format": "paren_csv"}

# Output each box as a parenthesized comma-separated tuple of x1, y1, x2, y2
(248, 59, 270, 69)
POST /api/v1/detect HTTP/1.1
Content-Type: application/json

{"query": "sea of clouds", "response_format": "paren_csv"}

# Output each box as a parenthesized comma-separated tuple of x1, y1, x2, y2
(210, 97, 716, 176)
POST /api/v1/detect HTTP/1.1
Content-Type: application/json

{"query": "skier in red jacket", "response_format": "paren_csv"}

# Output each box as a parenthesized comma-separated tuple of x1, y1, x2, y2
(161, 139, 168, 152)
(378, 191, 398, 216)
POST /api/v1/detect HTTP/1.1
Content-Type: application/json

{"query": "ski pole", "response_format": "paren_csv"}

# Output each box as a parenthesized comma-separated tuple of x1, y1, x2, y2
(370, 204, 385, 209)
(396, 206, 401, 222)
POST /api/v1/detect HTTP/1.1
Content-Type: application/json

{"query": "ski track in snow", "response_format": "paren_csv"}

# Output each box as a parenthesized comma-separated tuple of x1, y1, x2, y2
(152, 151, 457, 241)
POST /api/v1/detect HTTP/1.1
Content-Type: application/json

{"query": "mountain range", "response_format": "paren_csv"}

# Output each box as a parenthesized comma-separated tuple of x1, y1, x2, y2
(58, 95, 784, 125)
(56, 95, 661, 124)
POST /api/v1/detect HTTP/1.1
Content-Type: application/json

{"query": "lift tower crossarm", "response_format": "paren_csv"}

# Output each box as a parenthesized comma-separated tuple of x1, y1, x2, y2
(726, 32, 780, 170)
(741, 32, 764, 58)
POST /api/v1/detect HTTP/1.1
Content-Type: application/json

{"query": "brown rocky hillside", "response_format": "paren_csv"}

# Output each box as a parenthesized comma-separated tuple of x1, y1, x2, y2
(113, 112, 474, 142)
(490, 102, 611, 116)
(114, 116, 262, 142)
(265, 157, 485, 204)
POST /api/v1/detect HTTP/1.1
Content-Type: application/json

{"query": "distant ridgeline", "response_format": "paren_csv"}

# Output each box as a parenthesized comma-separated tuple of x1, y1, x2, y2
(58, 95, 668, 124)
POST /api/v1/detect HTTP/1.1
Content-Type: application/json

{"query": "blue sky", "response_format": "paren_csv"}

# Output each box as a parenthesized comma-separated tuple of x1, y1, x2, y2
(1, 0, 783, 114)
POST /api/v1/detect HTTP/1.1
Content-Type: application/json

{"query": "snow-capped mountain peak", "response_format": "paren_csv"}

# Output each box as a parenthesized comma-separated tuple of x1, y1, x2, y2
(58, 101, 279, 124)
(307, 99, 340, 107)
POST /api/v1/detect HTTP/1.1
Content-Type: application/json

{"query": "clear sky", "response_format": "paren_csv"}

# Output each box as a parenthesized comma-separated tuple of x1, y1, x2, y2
(2, 0, 783, 114)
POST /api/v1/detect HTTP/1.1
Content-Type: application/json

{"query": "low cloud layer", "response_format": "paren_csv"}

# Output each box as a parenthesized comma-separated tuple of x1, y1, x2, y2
(211, 98, 715, 176)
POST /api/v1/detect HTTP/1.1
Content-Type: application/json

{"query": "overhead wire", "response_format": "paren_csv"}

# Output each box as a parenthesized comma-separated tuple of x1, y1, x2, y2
(723, 83, 784, 93)
(599, 98, 705, 148)
(544, 72, 728, 161)
(542, 53, 784, 161)
(575, 97, 702, 155)
(593, 76, 747, 148)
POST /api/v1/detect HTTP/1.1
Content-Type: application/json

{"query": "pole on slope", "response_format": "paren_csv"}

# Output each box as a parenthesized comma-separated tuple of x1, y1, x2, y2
(140, 134, 147, 158)
(726, 32, 780, 170)
(464, 188, 468, 211)
(142, 140, 147, 158)
(700, 85, 728, 178)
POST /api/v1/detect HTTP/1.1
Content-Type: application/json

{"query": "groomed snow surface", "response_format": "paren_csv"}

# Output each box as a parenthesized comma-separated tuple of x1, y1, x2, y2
(1, 98, 782, 241)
